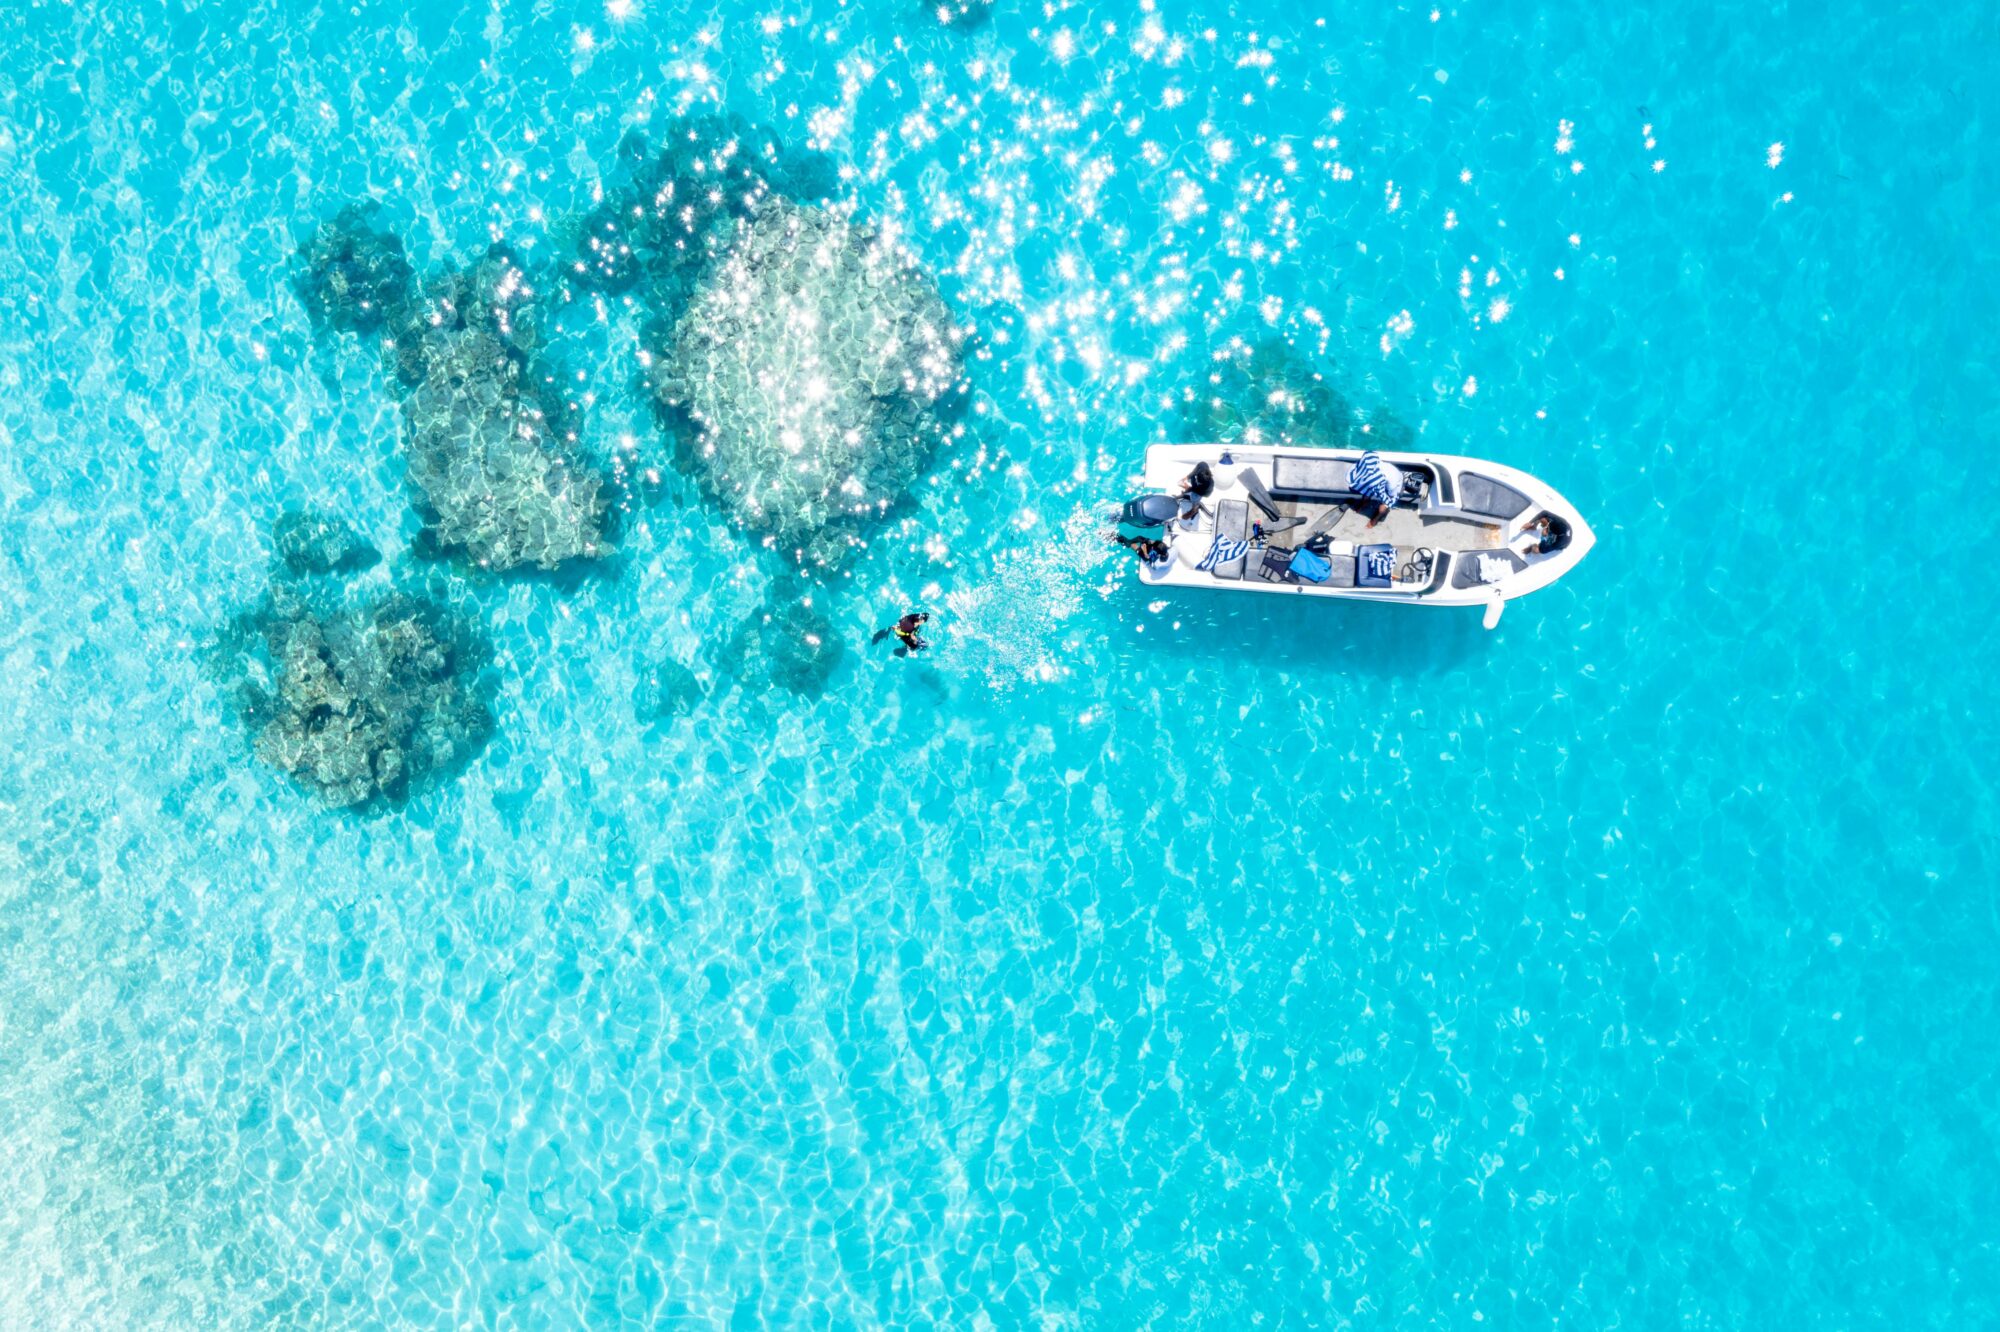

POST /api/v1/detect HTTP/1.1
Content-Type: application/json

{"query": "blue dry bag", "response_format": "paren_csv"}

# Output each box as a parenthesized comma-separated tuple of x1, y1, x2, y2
(1288, 547, 1332, 583)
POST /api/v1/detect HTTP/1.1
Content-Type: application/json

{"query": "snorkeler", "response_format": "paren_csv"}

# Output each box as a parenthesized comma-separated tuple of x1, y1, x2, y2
(872, 611, 931, 655)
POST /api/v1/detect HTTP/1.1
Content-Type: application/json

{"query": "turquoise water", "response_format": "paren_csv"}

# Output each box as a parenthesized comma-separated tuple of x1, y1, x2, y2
(1, 0, 1995, 1325)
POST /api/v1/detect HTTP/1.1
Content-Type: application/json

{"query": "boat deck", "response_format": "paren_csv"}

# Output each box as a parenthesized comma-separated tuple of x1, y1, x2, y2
(1248, 495, 1504, 553)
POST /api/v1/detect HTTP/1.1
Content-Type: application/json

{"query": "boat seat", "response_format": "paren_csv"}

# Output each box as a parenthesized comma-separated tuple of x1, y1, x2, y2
(1451, 548, 1525, 588)
(1249, 542, 1355, 587)
(1270, 453, 1360, 497)
(1456, 472, 1532, 520)
(1211, 499, 1251, 579)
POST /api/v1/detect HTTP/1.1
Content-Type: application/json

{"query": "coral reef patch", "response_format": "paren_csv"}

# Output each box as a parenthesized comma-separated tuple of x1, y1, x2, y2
(649, 198, 967, 568)
(635, 657, 708, 723)
(273, 508, 379, 577)
(291, 203, 417, 337)
(716, 581, 845, 698)
(1182, 337, 1355, 448)
(562, 118, 836, 313)
(393, 247, 612, 572)
(291, 209, 613, 574)
(213, 583, 495, 810)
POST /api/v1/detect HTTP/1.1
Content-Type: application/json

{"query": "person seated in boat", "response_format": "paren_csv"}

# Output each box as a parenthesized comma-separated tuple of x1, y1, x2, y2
(1514, 512, 1572, 557)
(1110, 465, 1211, 536)
(1157, 459, 1213, 526)
(1178, 460, 1215, 501)
(1174, 465, 1213, 520)
(1347, 451, 1401, 529)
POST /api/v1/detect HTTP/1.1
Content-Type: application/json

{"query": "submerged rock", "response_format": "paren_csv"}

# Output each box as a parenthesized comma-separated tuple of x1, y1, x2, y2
(292, 203, 418, 337)
(564, 119, 835, 310)
(635, 656, 707, 723)
(399, 331, 611, 572)
(384, 245, 549, 391)
(392, 247, 613, 572)
(1182, 337, 1353, 448)
(273, 509, 379, 577)
(716, 583, 845, 698)
(291, 204, 613, 576)
(650, 199, 966, 567)
(218, 586, 494, 810)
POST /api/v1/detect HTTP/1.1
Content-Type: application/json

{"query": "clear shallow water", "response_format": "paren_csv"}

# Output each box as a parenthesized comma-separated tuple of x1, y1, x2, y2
(0, 0, 1995, 1326)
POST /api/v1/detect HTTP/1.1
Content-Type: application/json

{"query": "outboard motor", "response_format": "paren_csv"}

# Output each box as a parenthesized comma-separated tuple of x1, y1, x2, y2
(1119, 494, 1182, 528)
(1397, 470, 1430, 508)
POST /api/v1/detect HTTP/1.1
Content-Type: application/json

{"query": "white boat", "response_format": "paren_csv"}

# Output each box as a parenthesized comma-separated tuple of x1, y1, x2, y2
(1129, 443, 1594, 628)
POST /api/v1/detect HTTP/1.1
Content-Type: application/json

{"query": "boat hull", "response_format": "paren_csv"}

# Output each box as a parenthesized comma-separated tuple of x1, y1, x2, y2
(1133, 443, 1594, 616)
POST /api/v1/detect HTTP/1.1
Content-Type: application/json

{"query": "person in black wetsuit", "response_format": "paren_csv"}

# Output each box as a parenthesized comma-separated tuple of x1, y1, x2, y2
(1111, 533, 1170, 564)
(872, 611, 930, 655)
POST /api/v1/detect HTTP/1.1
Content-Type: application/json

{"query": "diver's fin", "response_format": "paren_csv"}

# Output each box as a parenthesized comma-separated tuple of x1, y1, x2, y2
(1301, 506, 1344, 543)
(1237, 468, 1282, 521)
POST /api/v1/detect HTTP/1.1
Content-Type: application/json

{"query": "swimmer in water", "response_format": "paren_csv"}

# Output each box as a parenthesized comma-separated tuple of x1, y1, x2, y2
(871, 611, 931, 656)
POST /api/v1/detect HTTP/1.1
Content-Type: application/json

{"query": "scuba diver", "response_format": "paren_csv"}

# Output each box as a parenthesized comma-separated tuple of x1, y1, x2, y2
(872, 611, 931, 656)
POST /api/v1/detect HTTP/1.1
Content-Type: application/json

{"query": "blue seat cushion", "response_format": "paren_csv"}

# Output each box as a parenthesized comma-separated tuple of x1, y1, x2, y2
(1357, 543, 1394, 588)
